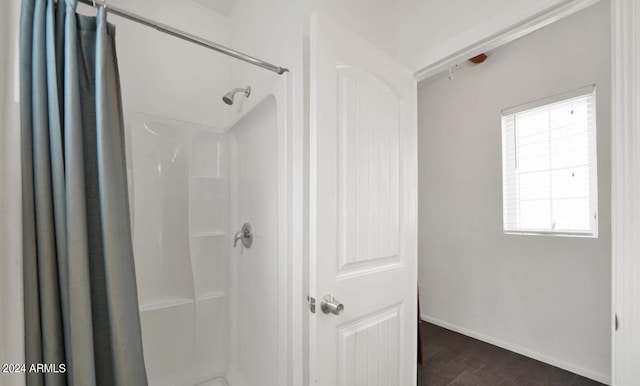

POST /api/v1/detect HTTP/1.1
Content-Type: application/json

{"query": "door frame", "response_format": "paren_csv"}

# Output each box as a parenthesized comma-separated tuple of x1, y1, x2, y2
(413, 0, 638, 384)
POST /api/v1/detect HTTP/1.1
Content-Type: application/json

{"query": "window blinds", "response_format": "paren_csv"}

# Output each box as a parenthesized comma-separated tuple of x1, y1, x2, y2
(501, 85, 598, 236)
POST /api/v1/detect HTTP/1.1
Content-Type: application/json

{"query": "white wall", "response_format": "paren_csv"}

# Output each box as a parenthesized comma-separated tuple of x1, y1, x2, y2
(303, 0, 397, 59)
(418, 2, 611, 383)
(228, 0, 302, 122)
(0, 1, 25, 385)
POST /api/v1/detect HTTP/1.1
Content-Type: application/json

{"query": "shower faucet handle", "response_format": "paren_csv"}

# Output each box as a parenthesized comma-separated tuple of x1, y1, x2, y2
(233, 222, 253, 248)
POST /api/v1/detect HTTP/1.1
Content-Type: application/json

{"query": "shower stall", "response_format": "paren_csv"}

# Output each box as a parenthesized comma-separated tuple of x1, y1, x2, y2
(125, 74, 287, 386)
(0, 1, 301, 385)
(124, 76, 290, 386)
(59, 2, 298, 385)
(100, 0, 299, 383)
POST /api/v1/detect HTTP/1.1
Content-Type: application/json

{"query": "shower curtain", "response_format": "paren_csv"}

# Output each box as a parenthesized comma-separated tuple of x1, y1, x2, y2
(19, 0, 148, 385)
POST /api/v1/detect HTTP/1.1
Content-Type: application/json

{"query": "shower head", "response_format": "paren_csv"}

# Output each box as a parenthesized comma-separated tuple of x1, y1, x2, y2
(222, 86, 251, 105)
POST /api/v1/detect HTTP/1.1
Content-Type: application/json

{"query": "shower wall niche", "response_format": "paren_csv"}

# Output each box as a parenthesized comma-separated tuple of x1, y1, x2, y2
(125, 114, 230, 386)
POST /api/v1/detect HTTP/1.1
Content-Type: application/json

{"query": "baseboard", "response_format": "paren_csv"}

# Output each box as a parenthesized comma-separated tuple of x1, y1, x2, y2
(421, 314, 611, 385)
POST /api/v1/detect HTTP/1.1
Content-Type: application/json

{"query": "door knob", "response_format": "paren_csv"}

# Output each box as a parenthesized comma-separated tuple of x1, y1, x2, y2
(321, 295, 344, 315)
(233, 222, 253, 248)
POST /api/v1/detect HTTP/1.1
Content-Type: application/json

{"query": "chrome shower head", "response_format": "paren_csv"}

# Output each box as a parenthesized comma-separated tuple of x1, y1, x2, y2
(222, 86, 251, 105)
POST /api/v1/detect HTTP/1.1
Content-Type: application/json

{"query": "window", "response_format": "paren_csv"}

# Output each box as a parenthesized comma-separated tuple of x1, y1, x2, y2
(501, 85, 598, 237)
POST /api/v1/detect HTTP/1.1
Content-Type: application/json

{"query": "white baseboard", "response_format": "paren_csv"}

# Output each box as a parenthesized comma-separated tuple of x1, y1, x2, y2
(421, 314, 611, 385)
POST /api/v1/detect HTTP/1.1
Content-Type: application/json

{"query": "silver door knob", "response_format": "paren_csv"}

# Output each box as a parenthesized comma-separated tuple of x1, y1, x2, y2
(233, 222, 253, 248)
(321, 295, 344, 315)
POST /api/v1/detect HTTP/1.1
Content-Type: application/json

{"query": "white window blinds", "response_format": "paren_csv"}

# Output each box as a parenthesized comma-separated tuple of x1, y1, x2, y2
(501, 85, 598, 236)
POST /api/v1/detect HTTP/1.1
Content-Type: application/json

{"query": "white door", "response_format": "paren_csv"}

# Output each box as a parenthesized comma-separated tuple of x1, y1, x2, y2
(309, 13, 418, 386)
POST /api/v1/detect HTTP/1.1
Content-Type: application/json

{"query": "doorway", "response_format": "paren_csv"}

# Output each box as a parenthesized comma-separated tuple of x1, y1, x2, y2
(417, 2, 611, 384)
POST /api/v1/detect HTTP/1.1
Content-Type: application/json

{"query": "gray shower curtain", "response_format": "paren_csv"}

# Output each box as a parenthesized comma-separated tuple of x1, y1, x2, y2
(19, 0, 148, 385)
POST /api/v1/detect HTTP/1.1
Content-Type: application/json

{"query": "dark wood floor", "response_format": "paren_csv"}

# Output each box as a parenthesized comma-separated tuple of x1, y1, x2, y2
(418, 322, 607, 386)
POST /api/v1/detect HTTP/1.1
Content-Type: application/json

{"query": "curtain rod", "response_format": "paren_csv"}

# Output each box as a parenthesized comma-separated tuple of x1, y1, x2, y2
(77, 0, 289, 75)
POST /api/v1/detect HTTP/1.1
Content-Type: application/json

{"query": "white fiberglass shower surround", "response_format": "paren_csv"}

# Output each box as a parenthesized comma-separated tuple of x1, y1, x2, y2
(125, 75, 291, 386)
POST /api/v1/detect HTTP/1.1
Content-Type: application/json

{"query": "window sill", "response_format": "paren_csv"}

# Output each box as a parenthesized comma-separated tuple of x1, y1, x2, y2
(503, 230, 598, 239)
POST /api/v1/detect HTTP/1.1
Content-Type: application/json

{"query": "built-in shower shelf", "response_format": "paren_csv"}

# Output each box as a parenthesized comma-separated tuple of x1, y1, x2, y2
(139, 298, 193, 312)
(198, 291, 226, 301)
(191, 231, 226, 238)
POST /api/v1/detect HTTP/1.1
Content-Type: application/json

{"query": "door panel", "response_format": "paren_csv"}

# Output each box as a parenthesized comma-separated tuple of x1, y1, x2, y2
(338, 305, 401, 385)
(310, 12, 417, 386)
(337, 66, 401, 278)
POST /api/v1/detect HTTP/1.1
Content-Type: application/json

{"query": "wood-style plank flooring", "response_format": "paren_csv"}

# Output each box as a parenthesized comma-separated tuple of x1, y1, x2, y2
(418, 322, 607, 386)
